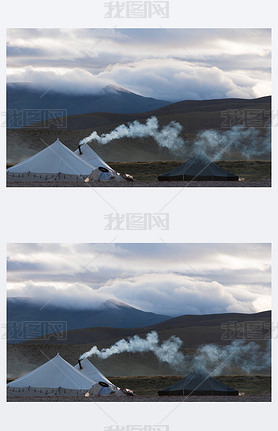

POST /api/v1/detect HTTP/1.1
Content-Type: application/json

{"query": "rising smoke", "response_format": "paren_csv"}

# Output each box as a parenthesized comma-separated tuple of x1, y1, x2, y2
(80, 331, 270, 375)
(193, 339, 271, 375)
(79, 117, 184, 151)
(194, 126, 271, 160)
(79, 117, 270, 160)
(80, 331, 184, 367)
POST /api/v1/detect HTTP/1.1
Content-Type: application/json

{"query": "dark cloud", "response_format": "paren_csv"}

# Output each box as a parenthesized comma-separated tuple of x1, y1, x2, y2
(7, 260, 50, 273)
(7, 45, 48, 58)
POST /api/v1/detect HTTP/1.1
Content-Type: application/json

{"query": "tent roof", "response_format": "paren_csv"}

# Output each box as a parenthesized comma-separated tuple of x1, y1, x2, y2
(74, 143, 113, 172)
(158, 155, 238, 181)
(74, 358, 112, 386)
(158, 368, 238, 396)
(7, 139, 94, 175)
(7, 353, 94, 390)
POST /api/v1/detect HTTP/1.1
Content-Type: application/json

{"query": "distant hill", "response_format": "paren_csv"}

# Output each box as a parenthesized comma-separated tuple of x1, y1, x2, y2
(7, 297, 170, 343)
(7, 95, 271, 163)
(41, 95, 271, 131)
(7, 82, 170, 127)
(19, 310, 271, 347)
(12, 94, 270, 131)
(152, 96, 271, 115)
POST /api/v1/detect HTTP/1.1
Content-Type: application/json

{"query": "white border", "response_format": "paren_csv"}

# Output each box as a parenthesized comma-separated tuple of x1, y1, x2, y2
(1, 1, 277, 430)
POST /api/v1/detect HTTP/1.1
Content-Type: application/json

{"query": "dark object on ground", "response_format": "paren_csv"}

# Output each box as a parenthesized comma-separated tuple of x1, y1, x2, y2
(122, 388, 134, 396)
(122, 173, 135, 181)
(158, 368, 239, 396)
(99, 381, 109, 387)
(158, 156, 239, 181)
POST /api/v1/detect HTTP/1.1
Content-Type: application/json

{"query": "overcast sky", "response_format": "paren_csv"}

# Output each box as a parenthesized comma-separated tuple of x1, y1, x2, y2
(6, 28, 271, 101)
(7, 243, 271, 316)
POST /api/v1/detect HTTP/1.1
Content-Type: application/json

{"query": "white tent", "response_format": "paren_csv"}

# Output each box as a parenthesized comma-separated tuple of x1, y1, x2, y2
(75, 358, 112, 386)
(7, 138, 94, 176)
(7, 353, 94, 396)
(75, 358, 126, 397)
(7, 354, 133, 398)
(76, 359, 133, 397)
(74, 143, 113, 172)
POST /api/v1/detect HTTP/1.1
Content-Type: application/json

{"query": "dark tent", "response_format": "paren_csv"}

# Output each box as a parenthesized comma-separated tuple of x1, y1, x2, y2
(158, 156, 239, 181)
(158, 368, 239, 396)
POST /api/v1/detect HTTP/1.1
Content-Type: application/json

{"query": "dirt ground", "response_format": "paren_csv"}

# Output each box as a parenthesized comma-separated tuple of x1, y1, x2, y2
(6, 179, 271, 187)
(7, 394, 271, 402)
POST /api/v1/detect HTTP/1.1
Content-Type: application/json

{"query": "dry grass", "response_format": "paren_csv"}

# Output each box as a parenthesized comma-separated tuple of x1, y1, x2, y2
(109, 160, 271, 182)
(7, 375, 271, 402)
(110, 375, 271, 396)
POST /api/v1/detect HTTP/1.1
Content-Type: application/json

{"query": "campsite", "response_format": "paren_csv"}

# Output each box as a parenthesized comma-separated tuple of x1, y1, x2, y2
(7, 320, 271, 403)
(7, 243, 271, 402)
(7, 367, 271, 402)
(6, 96, 271, 187)
(7, 311, 271, 402)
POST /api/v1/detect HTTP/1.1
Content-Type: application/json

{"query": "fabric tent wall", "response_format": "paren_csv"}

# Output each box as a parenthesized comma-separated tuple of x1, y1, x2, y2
(158, 369, 239, 396)
(7, 354, 126, 398)
(7, 353, 94, 392)
(74, 143, 113, 172)
(158, 156, 239, 181)
(74, 358, 112, 386)
(7, 139, 94, 175)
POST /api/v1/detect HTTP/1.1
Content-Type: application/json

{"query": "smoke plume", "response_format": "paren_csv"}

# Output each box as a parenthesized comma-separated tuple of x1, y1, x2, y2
(79, 117, 270, 160)
(193, 126, 271, 160)
(79, 116, 184, 152)
(80, 331, 270, 375)
(80, 331, 184, 366)
(193, 339, 271, 374)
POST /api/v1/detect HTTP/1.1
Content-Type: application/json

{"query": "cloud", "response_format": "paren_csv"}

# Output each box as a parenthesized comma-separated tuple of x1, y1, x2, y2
(6, 59, 270, 100)
(7, 243, 130, 287)
(7, 281, 114, 310)
(7, 66, 111, 95)
(97, 272, 270, 316)
(7, 243, 271, 279)
(7, 244, 271, 316)
(99, 60, 253, 100)
(6, 28, 271, 100)
(7, 271, 270, 316)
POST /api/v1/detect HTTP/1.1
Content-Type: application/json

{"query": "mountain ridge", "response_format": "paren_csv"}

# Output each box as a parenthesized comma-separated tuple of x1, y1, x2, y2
(7, 297, 170, 343)
(12, 95, 271, 131)
(12, 309, 271, 346)
(7, 82, 171, 127)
